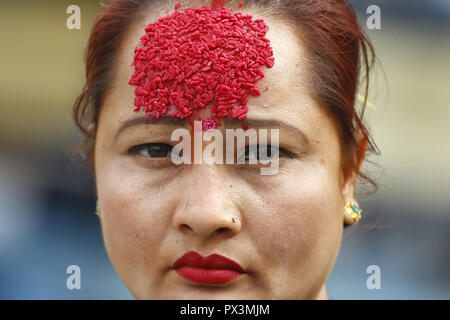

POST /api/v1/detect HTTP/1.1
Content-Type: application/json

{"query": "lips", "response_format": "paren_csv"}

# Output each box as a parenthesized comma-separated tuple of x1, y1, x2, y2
(173, 251, 245, 284)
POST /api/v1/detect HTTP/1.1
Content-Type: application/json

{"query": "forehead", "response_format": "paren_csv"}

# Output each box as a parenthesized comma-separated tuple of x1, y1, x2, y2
(109, 4, 313, 126)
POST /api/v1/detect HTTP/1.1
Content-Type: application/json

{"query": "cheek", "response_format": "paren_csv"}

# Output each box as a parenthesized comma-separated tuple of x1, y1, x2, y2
(95, 158, 174, 272)
(251, 160, 342, 271)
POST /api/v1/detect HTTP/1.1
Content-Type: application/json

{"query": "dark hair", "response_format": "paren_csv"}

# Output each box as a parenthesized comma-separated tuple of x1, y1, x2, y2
(73, 0, 380, 193)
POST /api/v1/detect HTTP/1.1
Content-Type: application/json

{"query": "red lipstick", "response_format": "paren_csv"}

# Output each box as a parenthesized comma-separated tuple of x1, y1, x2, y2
(173, 251, 245, 284)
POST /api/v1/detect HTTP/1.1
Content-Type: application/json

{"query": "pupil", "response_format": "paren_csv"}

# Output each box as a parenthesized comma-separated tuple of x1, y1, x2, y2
(149, 144, 171, 157)
(246, 145, 272, 160)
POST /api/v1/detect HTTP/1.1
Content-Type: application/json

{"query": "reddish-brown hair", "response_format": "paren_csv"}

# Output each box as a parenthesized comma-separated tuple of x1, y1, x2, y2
(73, 0, 380, 193)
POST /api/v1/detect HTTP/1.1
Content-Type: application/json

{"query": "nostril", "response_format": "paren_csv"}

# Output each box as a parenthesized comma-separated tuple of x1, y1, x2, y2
(216, 227, 228, 233)
(179, 224, 193, 233)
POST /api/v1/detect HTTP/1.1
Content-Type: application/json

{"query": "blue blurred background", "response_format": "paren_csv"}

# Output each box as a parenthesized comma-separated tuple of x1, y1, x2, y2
(0, 0, 449, 299)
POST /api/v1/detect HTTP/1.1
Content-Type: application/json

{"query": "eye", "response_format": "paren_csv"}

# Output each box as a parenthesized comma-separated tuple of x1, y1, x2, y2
(238, 144, 293, 163)
(128, 143, 176, 159)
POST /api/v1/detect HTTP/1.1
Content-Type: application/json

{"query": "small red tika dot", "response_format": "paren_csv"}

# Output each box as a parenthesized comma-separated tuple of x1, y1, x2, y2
(239, 1, 244, 7)
(129, 6, 275, 126)
(202, 118, 217, 131)
(174, 2, 180, 10)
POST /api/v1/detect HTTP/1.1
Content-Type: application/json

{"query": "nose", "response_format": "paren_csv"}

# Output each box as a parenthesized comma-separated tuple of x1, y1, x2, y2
(172, 165, 242, 239)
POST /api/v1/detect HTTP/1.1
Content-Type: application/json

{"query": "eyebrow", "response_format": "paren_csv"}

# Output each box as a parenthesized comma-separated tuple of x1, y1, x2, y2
(236, 118, 310, 144)
(115, 115, 187, 140)
(115, 114, 309, 144)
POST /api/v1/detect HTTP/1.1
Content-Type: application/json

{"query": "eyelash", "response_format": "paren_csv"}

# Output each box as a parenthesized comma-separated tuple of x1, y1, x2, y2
(128, 143, 294, 163)
(128, 143, 174, 159)
(238, 144, 293, 162)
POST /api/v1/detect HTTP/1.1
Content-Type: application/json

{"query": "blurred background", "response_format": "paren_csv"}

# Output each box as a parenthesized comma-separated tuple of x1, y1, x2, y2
(0, 0, 449, 299)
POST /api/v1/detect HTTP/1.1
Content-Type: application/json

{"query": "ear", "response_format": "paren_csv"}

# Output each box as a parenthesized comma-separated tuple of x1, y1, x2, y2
(87, 123, 96, 137)
(87, 122, 98, 174)
(341, 137, 368, 225)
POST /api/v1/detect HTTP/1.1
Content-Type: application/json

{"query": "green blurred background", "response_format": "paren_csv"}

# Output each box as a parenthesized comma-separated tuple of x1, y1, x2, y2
(0, 0, 449, 299)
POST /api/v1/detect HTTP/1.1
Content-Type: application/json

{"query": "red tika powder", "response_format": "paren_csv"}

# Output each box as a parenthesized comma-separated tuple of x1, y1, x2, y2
(128, 5, 275, 126)
(211, 0, 226, 10)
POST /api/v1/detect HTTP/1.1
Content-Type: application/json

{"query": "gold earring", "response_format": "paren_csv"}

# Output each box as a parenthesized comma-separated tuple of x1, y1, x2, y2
(95, 201, 101, 218)
(345, 201, 362, 223)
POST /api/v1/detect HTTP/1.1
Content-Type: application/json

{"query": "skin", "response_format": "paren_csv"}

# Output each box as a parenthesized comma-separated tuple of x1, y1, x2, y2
(93, 3, 365, 299)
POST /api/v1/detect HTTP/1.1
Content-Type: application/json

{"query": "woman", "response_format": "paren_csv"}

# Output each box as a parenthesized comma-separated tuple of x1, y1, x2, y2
(73, 0, 379, 299)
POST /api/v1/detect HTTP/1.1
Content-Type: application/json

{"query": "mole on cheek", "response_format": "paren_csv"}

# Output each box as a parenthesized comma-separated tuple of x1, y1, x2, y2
(128, 4, 275, 129)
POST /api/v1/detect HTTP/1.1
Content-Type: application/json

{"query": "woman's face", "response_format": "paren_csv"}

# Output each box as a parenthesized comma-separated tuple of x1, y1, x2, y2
(94, 7, 359, 299)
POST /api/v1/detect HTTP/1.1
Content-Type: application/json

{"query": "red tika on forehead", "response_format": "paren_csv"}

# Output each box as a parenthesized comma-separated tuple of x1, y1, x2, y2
(128, 5, 275, 126)
(211, 0, 226, 10)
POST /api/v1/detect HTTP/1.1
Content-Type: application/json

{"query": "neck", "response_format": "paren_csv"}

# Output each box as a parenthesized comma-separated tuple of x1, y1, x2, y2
(315, 284, 329, 300)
